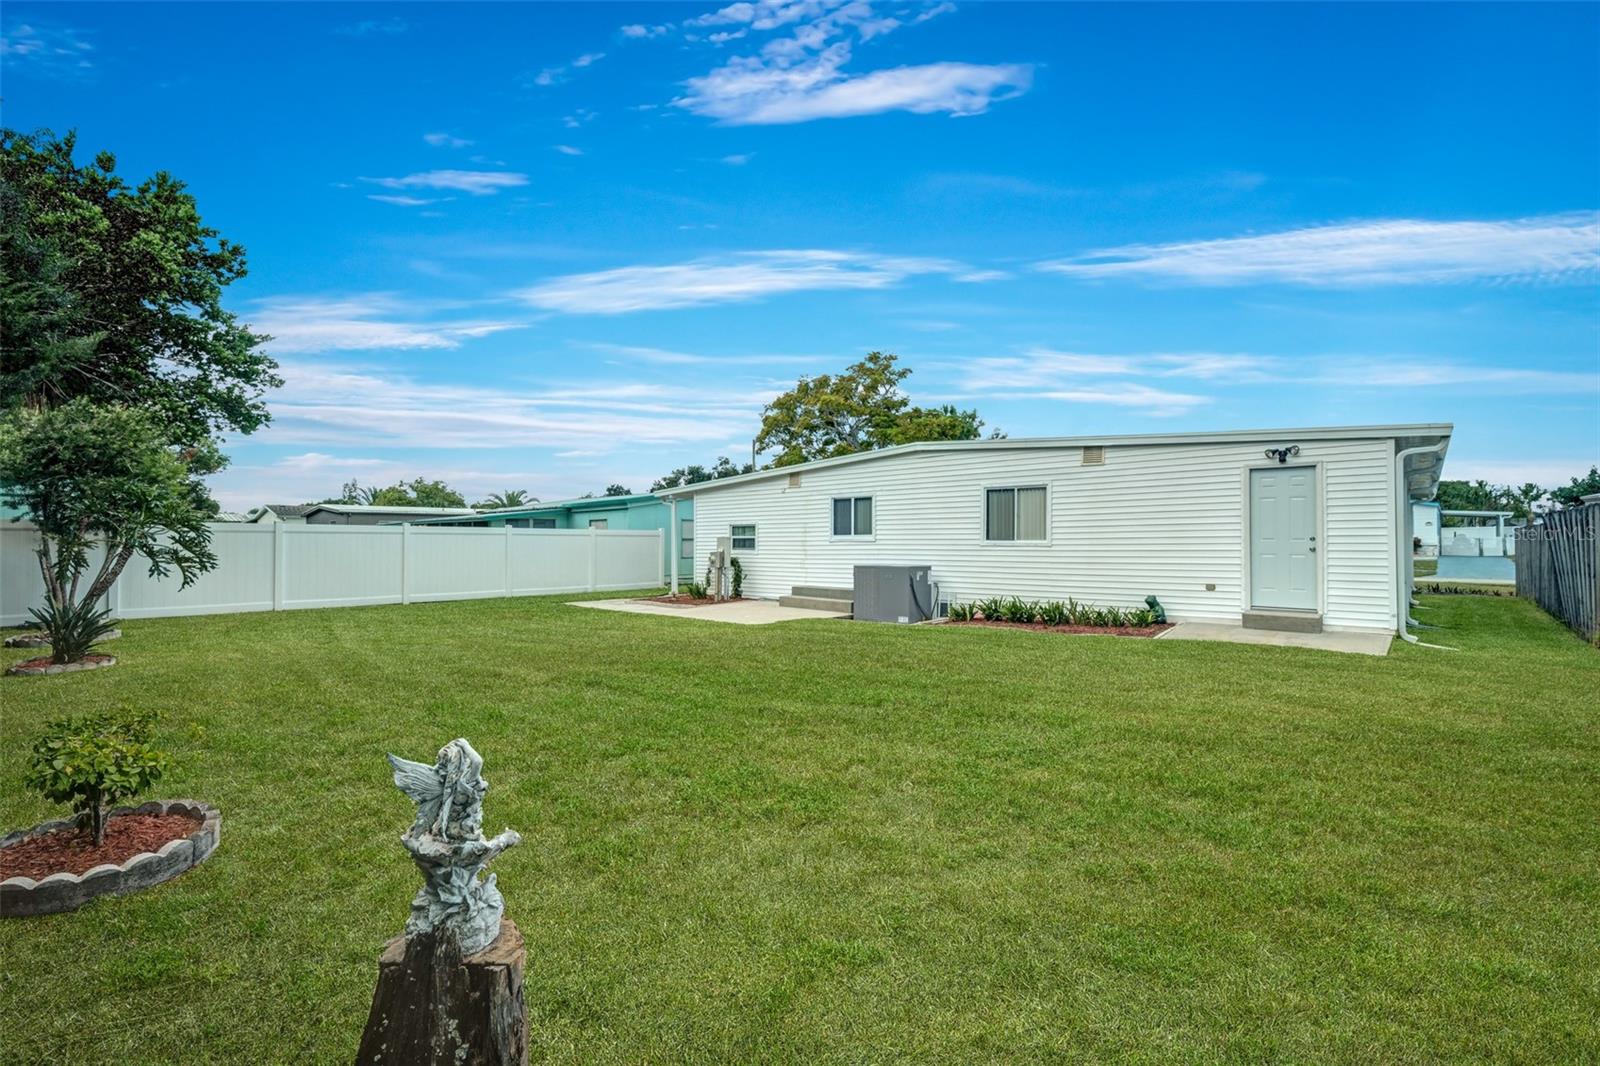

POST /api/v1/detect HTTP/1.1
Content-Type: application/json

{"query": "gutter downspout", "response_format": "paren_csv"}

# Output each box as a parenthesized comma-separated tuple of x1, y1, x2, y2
(1395, 440, 1448, 643)
(668, 496, 679, 596)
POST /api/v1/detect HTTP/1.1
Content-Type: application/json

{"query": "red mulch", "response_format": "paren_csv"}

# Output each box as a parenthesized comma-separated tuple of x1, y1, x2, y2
(10, 654, 116, 671)
(1, 812, 202, 880)
(644, 595, 748, 606)
(948, 620, 1174, 638)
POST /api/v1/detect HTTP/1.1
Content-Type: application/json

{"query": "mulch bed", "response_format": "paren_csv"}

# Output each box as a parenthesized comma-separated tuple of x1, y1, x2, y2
(947, 620, 1174, 638)
(644, 595, 749, 607)
(7, 654, 117, 674)
(1, 812, 203, 880)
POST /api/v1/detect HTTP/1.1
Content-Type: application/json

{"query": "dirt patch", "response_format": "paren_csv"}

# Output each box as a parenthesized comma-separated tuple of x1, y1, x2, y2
(6, 654, 117, 676)
(946, 620, 1174, 638)
(642, 595, 749, 607)
(1, 812, 203, 880)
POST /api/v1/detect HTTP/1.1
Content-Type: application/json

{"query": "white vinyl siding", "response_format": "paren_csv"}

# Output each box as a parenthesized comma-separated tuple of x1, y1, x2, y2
(687, 439, 1399, 632)
(832, 496, 873, 537)
(730, 524, 756, 551)
(985, 486, 1046, 542)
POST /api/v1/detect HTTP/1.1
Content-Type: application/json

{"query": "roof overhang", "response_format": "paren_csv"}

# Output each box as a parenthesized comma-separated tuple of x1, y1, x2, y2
(659, 424, 1456, 498)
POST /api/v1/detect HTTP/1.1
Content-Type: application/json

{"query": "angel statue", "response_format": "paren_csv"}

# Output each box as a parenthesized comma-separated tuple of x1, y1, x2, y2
(386, 738, 521, 957)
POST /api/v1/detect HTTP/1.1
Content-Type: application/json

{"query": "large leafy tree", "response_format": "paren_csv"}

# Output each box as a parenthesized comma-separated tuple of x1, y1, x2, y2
(0, 129, 280, 457)
(753, 351, 993, 467)
(0, 401, 219, 662)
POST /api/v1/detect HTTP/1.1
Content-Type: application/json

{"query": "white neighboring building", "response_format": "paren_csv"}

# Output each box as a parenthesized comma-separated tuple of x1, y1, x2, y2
(660, 424, 1452, 635)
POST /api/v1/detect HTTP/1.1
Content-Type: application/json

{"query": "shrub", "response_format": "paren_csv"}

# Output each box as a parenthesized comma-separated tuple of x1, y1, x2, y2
(999, 597, 1038, 624)
(730, 557, 744, 598)
(25, 709, 171, 846)
(1038, 600, 1069, 626)
(28, 594, 118, 666)
(975, 596, 1006, 621)
(945, 601, 974, 622)
(685, 582, 709, 599)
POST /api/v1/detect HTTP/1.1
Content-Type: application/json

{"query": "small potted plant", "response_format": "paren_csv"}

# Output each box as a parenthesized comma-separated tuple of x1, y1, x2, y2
(0, 709, 221, 916)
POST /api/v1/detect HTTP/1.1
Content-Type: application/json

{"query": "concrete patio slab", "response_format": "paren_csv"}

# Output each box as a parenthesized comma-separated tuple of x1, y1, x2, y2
(569, 598, 849, 625)
(1158, 621, 1391, 656)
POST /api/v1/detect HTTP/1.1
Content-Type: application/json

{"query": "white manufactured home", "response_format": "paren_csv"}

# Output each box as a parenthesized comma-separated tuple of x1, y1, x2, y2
(659, 424, 1452, 636)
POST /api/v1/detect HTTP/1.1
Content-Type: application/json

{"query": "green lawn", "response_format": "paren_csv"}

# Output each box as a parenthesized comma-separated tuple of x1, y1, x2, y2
(2, 593, 1596, 1064)
(1413, 557, 1438, 576)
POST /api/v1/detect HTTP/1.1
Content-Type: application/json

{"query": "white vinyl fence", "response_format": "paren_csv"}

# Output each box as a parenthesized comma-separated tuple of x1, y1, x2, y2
(0, 522, 664, 626)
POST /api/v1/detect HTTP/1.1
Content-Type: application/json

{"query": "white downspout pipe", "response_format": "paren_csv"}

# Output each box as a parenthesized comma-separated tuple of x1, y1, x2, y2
(1395, 441, 1448, 642)
(668, 496, 679, 595)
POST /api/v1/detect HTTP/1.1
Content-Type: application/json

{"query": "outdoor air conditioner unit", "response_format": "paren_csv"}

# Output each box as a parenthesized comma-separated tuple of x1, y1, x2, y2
(853, 564, 934, 624)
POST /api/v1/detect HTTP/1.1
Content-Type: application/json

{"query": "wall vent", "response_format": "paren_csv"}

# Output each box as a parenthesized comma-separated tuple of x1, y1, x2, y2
(787, 472, 802, 487)
(1082, 446, 1105, 466)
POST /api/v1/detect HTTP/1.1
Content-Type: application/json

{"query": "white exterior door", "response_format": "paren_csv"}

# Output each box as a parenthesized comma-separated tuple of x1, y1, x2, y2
(1250, 466, 1317, 611)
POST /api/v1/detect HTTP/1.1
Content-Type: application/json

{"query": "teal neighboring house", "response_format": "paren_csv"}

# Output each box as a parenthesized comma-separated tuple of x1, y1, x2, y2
(398, 493, 694, 580)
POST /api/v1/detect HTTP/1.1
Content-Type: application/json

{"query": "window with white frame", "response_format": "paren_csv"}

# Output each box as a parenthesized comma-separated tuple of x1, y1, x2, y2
(985, 486, 1047, 542)
(832, 496, 873, 537)
(680, 518, 694, 560)
(730, 524, 756, 550)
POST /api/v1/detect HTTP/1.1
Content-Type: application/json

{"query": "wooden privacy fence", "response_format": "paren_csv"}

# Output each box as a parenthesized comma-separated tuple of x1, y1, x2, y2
(0, 522, 664, 626)
(1515, 504, 1599, 643)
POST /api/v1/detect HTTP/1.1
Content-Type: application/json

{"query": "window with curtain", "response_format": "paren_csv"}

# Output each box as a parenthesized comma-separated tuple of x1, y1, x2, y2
(832, 496, 873, 536)
(680, 518, 694, 560)
(985, 486, 1047, 541)
(731, 524, 756, 550)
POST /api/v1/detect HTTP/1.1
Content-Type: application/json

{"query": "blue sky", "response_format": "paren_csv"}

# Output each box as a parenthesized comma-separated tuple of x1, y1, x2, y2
(4, 1, 1597, 509)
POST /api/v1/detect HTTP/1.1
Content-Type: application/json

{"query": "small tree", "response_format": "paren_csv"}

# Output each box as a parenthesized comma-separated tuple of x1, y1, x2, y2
(603, 484, 633, 497)
(25, 709, 171, 846)
(0, 400, 218, 664)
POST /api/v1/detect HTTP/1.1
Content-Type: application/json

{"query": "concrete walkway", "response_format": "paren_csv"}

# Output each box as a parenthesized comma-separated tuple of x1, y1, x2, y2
(569, 598, 849, 625)
(1158, 621, 1392, 656)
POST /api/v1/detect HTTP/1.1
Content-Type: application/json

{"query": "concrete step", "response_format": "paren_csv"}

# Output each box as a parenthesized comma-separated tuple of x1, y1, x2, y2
(1242, 609, 1323, 634)
(791, 585, 853, 600)
(778, 595, 853, 613)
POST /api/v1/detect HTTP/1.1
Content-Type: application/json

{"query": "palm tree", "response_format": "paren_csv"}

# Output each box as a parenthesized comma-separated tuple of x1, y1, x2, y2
(478, 489, 534, 510)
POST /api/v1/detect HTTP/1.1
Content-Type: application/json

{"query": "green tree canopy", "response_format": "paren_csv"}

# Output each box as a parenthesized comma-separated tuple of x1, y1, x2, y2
(1551, 466, 1600, 509)
(0, 129, 280, 453)
(753, 351, 993, 467)
(651, 456, 754, 492)
(475, 489, 535, 510)
(603, 484, 634, 497)
(0, 400, 220, 634)
(326, 478, 469, 508)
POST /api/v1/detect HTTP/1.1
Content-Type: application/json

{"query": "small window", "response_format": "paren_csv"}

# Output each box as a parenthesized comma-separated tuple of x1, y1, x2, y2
(588, 518, 608, 529)
(985, 486, 1047, 542)
(680, 518, 694, 560)
(730, 524, 756, 551)
(832, 496, 873, 537)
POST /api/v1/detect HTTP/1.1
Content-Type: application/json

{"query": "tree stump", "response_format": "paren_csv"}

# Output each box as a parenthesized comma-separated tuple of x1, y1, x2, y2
(355, 918, 527, 1066)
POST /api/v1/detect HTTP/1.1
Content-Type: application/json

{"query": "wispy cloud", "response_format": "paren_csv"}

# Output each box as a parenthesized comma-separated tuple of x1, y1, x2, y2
(1038, 213, 1600, 286)
(621, 23, 671, 39)
(671, 1, 1031, 125)
(721, 153, 753, 165)
(584, 342, 819, 366)
(423, 131, 473, 148)
(554, 144, 584, 156)
(955, 347, 1598, 414)
(335, 17, 408, 37)
(261, 361, 762, 450)
(362, 170, 529, 196)
(249, 295, 525, 353)
(516, 250, 970, 313)
(530, 50, 606, 87)
(1, 19, 94, 78)
(367, 194, 447, 207)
